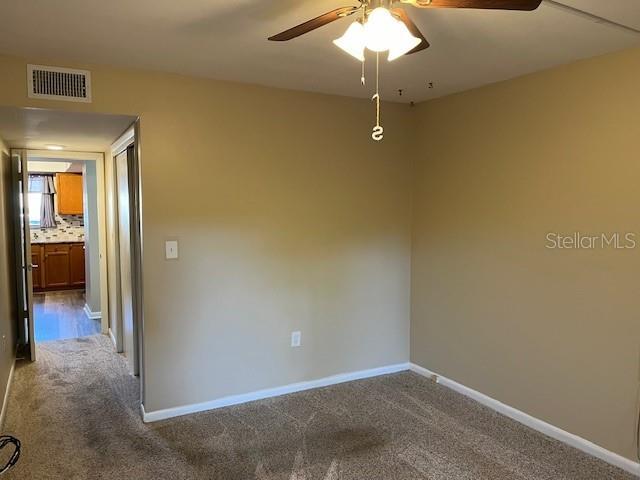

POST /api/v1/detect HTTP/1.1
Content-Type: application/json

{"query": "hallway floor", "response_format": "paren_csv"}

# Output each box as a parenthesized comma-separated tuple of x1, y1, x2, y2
(3, 335, 633, 480)
(34, 290, 100, 342)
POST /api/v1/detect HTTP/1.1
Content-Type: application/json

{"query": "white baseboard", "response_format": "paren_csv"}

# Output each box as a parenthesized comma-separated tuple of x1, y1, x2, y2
(142, 362, 410, 423)
(0, 361, 15, 430)
(108, 328, 117, 349)
(83, 303, 101, 320)
(409, 363, 640, 477)
(139, 360, 639, 476)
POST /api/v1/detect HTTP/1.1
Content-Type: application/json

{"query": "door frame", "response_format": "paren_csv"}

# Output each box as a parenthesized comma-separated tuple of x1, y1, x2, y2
(109, 121, 145, 399)
(11, 148, 35, 361)
(26, 150, 109, 335)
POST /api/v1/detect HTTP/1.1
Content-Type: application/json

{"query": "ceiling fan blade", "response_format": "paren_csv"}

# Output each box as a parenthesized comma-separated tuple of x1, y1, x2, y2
(268, 6, 360, 41)
(401, 0, 542, 10)
(392, 8, 430, 54)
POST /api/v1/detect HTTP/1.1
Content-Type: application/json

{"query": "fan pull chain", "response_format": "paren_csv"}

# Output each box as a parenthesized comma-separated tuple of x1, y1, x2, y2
(376, 51, 380, 126)
(361, 6, 366, 87)
(371, 52, 384, 142)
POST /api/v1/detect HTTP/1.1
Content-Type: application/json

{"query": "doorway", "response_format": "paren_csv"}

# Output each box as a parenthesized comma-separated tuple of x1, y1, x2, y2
(11, 149, 108, 357)
(2, 107, 142, 388)
(110, 128, 143, 377)
(26, 153, 104, 343)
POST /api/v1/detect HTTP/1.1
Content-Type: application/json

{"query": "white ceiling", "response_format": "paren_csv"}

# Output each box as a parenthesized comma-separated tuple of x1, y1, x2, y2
(28, 160, 84, 174)
(0, 1, 638, 103)
(0, 107, 136, 151)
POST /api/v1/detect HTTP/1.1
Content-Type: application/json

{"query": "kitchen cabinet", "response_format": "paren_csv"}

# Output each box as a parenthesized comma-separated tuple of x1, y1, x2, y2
(31, 244, 44, 290)
(69, 243, 86, 286)
(57, 173, 84, 215)
(32, 242, 85, 292)
(44, 244, 70, 288)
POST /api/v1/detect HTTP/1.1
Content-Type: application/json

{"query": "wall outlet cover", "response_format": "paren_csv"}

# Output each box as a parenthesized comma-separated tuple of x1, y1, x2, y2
(291, 331, 301, 347)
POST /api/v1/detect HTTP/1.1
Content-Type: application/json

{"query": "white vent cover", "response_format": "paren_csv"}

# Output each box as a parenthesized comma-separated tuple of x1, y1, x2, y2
(27, 64, 92, 103)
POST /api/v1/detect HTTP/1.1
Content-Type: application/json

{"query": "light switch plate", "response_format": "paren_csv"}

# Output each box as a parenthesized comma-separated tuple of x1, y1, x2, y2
(165, 240, 178, 260)
(291, 331, 301, 347)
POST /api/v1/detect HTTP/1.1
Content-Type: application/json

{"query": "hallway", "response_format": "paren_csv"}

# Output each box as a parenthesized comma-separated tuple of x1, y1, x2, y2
(34, 291, 100, 342)
(3, 335, 162, 479)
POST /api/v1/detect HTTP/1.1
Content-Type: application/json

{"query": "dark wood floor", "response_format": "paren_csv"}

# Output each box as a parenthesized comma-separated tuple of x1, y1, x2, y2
(33, 290, 100, 342)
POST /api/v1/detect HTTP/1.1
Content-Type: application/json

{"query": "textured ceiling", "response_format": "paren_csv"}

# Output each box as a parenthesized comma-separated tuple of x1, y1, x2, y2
(0, 107, 136, 151)
(0, 1, 638, 103)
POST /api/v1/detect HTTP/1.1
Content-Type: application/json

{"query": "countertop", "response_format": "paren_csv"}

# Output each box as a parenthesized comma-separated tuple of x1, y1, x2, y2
(31, 239, 85, 245)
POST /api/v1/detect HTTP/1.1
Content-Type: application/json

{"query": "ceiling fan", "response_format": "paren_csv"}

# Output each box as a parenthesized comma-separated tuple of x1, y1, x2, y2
(269, 0, 543, 142)
(269, 0, 543, 61)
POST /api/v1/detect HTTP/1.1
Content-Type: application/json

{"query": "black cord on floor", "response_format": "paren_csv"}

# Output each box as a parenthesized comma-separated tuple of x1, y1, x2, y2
(0, 436, 20, 475)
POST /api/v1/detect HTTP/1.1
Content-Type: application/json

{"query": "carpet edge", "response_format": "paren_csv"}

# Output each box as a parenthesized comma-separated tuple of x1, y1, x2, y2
(409, 362, 640, 477)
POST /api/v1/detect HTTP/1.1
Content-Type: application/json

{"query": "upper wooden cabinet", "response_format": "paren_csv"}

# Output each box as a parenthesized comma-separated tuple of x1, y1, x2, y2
(57, 173, 84, 215)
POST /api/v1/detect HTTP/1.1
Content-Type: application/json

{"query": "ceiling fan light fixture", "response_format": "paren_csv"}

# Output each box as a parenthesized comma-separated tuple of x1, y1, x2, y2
(333, 21, 366, 61)
(268, 0, 543, 142)
(364, 7, 397, 52)
(387, 19, 421, 61)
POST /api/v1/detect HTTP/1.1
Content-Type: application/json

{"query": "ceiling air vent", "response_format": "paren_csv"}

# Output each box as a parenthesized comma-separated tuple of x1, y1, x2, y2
(27, 64, 92, 103)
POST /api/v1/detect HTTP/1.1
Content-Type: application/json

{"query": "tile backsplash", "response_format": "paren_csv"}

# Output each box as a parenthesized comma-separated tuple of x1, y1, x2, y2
(31, 214, 85, 243)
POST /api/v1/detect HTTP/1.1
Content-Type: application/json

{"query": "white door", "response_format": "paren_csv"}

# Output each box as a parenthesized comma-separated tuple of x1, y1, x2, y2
(116, 147, 138, 375)
(11, 149, 35, 361)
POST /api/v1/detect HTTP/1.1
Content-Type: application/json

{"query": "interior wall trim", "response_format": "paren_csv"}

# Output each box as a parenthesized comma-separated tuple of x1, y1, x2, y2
(141, 359, 638, 475)
(108, 327, 117, 350)
(111, 127, 135, 158)
(0, 360, 15, 430)
(141, 362, 411, 423)
(409, 363, 640, 477)
(83, 303, 101, 320)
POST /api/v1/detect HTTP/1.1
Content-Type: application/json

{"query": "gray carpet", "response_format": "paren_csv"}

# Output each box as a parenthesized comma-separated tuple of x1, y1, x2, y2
(2, 335, 634, 479)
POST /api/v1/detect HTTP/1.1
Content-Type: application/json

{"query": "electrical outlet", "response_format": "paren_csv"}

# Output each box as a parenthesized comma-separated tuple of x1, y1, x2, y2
(291, 331, 301, 348)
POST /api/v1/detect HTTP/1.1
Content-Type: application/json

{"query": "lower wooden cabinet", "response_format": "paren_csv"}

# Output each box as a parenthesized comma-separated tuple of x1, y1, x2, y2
(44, 244, 70, 288)
(31, 245, 44, 290)
(69, 243, 86, 287)
(32, 242, 85, 292)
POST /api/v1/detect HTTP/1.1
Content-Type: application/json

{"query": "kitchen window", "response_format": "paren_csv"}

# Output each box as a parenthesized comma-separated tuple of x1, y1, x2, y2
(28, 192, 42, 228)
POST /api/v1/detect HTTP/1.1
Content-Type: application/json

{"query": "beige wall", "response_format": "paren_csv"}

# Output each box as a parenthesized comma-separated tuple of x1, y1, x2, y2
(0, 137, 17, 424)
(0, 54, 412, 412)
(2, 46, 638, 462)
(411, 47, 640, 461)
